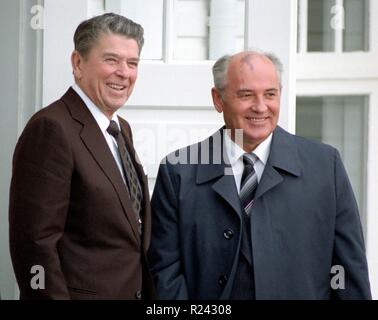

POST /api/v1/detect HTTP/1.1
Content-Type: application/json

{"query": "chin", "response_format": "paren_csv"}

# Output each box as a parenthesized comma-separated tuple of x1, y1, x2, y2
(245, 131, 270, 144)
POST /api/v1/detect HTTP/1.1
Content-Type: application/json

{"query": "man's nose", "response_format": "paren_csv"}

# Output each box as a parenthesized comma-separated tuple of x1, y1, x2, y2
(115, 62, 130, 78)
(251, 95, 267, 111)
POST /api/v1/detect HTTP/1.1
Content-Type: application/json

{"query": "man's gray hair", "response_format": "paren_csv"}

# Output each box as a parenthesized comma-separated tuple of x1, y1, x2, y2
(74, 13, 144, 57)
(212, 50, 283, 96)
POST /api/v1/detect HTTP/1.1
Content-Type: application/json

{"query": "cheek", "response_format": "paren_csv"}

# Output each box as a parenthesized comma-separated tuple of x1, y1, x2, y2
(98, 65, 116, 80)
(224, 110, 244, 126)
(129, 71, 138, 84)
(269, 102, 280, 116)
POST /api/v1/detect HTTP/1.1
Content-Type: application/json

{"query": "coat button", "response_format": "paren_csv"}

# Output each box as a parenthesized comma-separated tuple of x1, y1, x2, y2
(135, 290, 142, 300)
(218, 275, 228, 287)
(223, 229, 234, 239)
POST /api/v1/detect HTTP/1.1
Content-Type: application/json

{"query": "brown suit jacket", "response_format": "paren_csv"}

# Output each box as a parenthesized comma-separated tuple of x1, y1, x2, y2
(9, 88, 155, 299)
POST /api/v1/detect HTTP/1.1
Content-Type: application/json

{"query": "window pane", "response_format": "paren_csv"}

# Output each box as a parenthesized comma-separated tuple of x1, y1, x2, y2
(296, 96, 368, 233)
(173, 0, 210, 60)
(173, 0, 245, 60)
(307, 0, 335, 52)
(106, 0, 164, 60)
(343, 0, 369, 51)
(88, 0, 105, 16)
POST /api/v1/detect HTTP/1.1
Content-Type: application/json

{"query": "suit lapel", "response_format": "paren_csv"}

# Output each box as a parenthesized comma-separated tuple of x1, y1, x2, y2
(62, 88, 142, 246)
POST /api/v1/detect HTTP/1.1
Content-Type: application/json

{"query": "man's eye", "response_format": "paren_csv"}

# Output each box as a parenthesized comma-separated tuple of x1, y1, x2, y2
(106, 58, 117, 63)
(238, 93, 251, 99)
(128, 61, 139, 68)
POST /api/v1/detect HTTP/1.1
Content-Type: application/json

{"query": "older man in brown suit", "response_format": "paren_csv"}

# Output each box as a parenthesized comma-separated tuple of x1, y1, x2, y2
(9, 13, 154, 300)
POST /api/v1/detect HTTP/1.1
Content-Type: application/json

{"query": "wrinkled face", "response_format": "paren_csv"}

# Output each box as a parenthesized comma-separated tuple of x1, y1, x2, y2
(71, 33, 140, 118)
(212, 53, 281, 152)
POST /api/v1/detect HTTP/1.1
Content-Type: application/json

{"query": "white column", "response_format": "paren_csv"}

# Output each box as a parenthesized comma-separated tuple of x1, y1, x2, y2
(162, 0, 174, 62)
(366, 0, 378, 301)
(209, 0, 237, 59)
(367, 89, 378, 299)
(0, 0, 43, 299)
(297, 0, 308, 53)
(333, 0, 344, 53)
(246, 0, 298, 133)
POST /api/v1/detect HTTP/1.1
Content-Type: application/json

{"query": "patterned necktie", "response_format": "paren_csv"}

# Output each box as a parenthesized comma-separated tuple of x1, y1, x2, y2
(240, 153, 258, 215)
(107, 120, 143, 235)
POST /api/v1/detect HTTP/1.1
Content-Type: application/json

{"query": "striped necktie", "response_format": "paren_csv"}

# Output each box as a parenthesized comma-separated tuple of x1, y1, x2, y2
(240, 153, 258, 215)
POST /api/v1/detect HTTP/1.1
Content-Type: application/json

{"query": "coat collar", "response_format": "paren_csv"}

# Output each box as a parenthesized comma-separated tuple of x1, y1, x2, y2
(61, 87, 143, 247)
(195, 125, 302, 203)
(254, 125, 302, 199)
(196, 126, 301, 181)
(268, 125, 302, 177)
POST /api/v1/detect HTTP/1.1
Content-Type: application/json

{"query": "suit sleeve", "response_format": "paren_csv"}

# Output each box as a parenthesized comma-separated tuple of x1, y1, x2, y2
(9, 116, 73, 299)
(148, 161, 189, 299)
(332, 149, 371, 299)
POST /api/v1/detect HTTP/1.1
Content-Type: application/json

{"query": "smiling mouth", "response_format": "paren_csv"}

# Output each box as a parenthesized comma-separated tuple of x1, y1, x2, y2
(246, 117, 268, 123)
(107, 83, 126, 91)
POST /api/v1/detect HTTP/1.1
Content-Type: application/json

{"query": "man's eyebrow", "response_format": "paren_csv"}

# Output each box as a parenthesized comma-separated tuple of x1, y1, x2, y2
(265, 88, 279, 92)
(236, 89, 253, 94)
(102, 52, 140, 61)
(102, 52, 120, 58)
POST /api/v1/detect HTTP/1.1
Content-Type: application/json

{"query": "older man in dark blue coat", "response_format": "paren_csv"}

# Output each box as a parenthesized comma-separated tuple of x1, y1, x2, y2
(148, 51, 371, 299)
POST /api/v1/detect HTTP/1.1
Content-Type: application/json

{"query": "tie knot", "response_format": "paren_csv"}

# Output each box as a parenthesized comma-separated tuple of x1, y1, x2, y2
(107, 120, 120, 138)
(243, 153, 257, 166)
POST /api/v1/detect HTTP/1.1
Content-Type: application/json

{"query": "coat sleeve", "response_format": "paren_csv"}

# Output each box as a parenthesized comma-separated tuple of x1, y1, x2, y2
(332, 149, 371, 299)
(148, 161, 189, 299)
(9, 116, 73, 299)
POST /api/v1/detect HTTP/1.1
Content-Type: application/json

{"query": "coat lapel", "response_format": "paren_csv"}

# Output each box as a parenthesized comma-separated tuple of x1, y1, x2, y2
(196, 128, 243, 218)
(255, 126, 302, 200)
(62, 88, 142, 246)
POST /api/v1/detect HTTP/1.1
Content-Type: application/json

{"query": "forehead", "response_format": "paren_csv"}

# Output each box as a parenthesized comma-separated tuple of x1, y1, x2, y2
(91, 33, 139, 54)
(227, 53, 279, 88)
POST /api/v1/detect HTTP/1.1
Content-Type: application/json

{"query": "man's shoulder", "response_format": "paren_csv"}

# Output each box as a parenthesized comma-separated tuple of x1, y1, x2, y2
(20, 88, 80, 142)
(28, 88, 74, 123)
(32, 99, 66, 120)
(275, 126, 337, 156)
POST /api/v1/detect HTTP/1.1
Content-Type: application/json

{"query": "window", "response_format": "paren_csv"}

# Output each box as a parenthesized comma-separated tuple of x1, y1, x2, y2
(296, 95, 368, 231)
(343, 0, 369, 51)
(298, 0, 369, 53)
(174, 0, 245, 60)
(105, 0, 164, 60)
(104, 0, 245, 61)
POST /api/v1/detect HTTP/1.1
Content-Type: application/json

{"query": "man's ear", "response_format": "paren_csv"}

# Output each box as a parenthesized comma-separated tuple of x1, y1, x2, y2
(211, 87, 224, 113)
(71, 51, 83, 80)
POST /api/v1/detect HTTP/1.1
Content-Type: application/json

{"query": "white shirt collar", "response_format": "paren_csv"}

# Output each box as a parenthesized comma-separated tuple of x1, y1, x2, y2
(224, 129, 273, 164)
(71, 83, 120, 131)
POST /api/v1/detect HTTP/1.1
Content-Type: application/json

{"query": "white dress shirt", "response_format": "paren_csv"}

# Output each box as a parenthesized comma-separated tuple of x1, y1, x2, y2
(224, 129, 272, 194)
(72, 84, 126, 183)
